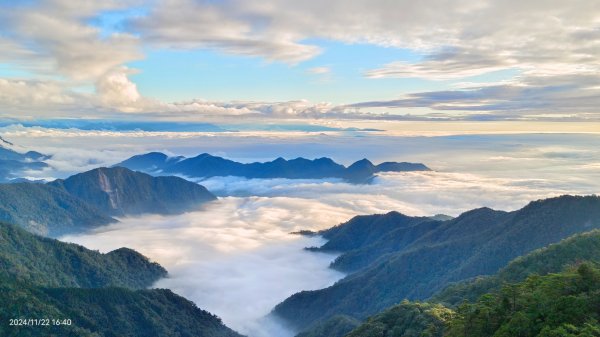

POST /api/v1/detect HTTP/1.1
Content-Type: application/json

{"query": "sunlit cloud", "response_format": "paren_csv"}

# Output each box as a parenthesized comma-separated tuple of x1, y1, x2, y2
(1, 0, 600, 120)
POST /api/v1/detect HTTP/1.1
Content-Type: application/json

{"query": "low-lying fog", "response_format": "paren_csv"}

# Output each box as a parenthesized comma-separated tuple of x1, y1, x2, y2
(62, 196, 351, 337)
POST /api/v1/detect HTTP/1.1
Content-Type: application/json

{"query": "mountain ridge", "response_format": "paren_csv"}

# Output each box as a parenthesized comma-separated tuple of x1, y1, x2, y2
(114, 152, 431, 183)
(273, 194, 600, 331)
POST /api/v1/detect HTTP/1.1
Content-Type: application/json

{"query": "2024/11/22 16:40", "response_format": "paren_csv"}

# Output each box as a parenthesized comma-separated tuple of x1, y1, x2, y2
(9, 318, 72, 326)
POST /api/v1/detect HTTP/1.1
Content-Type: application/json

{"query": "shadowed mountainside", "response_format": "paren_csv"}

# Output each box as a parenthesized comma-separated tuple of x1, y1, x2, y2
(115, 152, 431, 183)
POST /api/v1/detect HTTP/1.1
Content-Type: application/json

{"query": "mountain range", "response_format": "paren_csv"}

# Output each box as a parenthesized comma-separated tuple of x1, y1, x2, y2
(293, 227, 600, 337)
(0, 144, 49, 183)
(273, 195, 600, 334)
(0, 167, 216, 236)
(114, 152, 431, 183)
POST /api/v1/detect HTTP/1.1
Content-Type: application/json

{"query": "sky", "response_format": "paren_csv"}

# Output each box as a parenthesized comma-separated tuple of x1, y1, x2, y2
(1, 0, 600, 126)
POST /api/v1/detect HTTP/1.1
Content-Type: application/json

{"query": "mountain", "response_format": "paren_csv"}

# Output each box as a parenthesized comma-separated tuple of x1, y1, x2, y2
(345, 302, 453, 337)
(0, 221, 243, 337)
(0, 145, 49, 182)
(431, 229, 600, 306)
(444, 263, 600, 337)
(0, 280, 244, 337)
(114, 152, 430, 183)
(309, 211, 439, 272)
(0, 167, 216, 236)
(343, 264, 600, 337)
(49, 167, 217, 216)
(296, 315, 361, 337)
(273, 195, 600, 331)
(0, 183, 116, 236)
(301, 229, 600, 337)
(116, 152, 185, 173)
(0, 221, 166, 288)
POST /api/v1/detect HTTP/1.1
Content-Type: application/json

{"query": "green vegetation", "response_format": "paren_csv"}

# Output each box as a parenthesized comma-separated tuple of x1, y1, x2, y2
(334, 231, 600, 337)
(432, 230, 600, 306)
(0, 221, 166, 289)
(340, 264, 600, 337)
(50, 167, 216, 217)
(0, 278, 243, 337)
(0, 166, 217, 236)
(345, 302, 453, 337)
(0, 221, 243, 336)
(313, 211, 439, 272)
(296, 315, 361, 337)
(446, 263, 600, 337)
(275, 195, 600, 331)
(0, 183, 115, 236)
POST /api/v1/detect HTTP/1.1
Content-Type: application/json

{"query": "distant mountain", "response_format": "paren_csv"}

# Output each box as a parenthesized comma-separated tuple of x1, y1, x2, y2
(116, 152, 185, 173)
(0, 183, 116, 236)
(49, 167, 217, 216)
(0, 144, 49, 182)
(273, 195, 600, 331)
(0, 221, 244, 337)
(114, 152, 431, 183)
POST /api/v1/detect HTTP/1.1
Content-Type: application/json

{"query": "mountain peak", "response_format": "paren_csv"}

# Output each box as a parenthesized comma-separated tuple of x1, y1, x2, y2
(115, 152, 430, 183)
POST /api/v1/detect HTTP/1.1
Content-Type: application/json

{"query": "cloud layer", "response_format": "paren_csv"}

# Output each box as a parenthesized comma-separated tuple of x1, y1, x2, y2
(1, 0, 600, 120)
(62, 197, 350, 337)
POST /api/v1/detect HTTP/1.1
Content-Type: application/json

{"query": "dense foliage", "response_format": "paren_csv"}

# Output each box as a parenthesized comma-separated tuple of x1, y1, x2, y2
(0, 183, 115, 236)
(313, 211, 439, 272)
(446, 263, 600, 337)
(0, 278, 244, 337)
(345, 302, 453, 337)
(275, 195, 600, 330)
(432, 230, 600, 306)
(0, 221, 244, 336)
(296, 315, 361, 337)
(334, 231, 600, 337)
(0, 222, 166, 288)
(50, 167, 216, 216)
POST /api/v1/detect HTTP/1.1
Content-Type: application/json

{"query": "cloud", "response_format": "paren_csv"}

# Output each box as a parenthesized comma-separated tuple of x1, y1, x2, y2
(2, 0, 600, 120)
(131, 0, 321, 64)
(307, 67, 331, 75)
(61, 197, 349, 337)
(350, 73, 600, 119)
(0, 0, 142, 81)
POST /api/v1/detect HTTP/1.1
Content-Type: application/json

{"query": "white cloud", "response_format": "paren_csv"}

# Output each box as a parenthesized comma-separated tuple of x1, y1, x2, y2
(1, 0, 141, 81)
(2, 0, 600, 120)
(307, 67, 331, 75)
(132, 0, 321, 64)
(61, 197, 349, 337)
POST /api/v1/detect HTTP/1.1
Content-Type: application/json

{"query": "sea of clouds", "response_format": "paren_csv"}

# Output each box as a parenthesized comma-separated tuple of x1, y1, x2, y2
(14, 125, 600, 336)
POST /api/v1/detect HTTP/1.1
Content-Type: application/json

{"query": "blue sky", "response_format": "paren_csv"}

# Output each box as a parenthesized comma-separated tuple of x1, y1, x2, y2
(0, 0, 599, 125)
